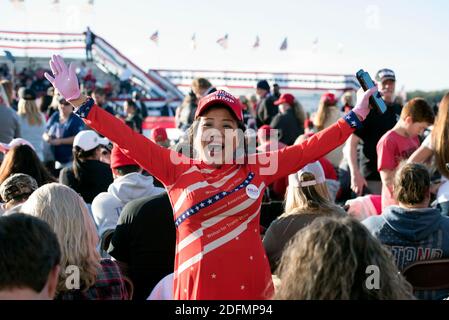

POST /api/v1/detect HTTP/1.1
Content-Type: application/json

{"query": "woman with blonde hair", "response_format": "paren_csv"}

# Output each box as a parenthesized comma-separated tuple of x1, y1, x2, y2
(313, 92, 344, 168)
(263, 161, 346, 272)
(408, 92, 449, 215)
(16, 89, 46, 160)
(20, 183, 130, 300)
(274, 216, 414, 300)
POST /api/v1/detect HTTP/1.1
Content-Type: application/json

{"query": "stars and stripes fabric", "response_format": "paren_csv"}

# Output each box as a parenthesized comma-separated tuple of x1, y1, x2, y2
(312, 37, 319, 52)
(191, 33, 197, 50)
(150, 30, 159, 45)
(280, 37, 288, 51)
(253, 35, 260, 49)
(217, 34, 228, 49)
(76, 98, 360, 300)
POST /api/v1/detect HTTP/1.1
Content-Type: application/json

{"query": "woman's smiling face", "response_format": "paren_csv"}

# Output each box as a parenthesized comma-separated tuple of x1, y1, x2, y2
(195, 106, 240, 167)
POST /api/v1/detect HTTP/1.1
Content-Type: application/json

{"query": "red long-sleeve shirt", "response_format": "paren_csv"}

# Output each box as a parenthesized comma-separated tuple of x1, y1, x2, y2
(76, 99, 359, 300)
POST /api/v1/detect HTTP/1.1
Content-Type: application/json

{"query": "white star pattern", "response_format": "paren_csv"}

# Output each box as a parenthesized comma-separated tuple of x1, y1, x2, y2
(211, 273, 216, 279)
(175, 173, 255, 228)
(184, 288, 187, 293)
(190, 267, 194, 271)
(235, 236, 239, 240)
(249, 256, 253, 261)
(254, 228, 258, 233)
(240, 285, 245, 290)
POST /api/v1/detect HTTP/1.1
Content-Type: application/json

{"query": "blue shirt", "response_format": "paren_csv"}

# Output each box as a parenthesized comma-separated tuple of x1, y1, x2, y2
(46, 112, 85, 164)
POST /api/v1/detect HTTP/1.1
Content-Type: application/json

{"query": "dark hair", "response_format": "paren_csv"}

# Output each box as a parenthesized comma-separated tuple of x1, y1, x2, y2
(186, 104, 248, 163)
(39, 95, 53, 114)
(115, 164, 140, 176)
(72, 145, 99, 182)
(394, 163, 430, 205)
(93, 87, 105, 96)
(400, 98, 435, 124)
(192, 78, 212, 91)
(0, 213, 61, 292)
(125, 99, 137, 109)
(0, 145, 56, 187)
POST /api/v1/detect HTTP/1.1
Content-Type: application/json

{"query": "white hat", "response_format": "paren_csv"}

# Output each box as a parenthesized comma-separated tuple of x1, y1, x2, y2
(0, 138, 35, 154)
(73, 130, 109, 152)
(289, 161, 326, 187)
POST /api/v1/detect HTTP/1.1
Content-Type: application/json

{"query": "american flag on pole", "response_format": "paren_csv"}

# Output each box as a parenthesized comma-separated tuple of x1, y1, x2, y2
(252, 35, 260, 49)
(312, 37, 319, 52)
(217, 34, 228, 49)
(280, 37, 288, 51)
(191, 33, 197, 50)
(150, 30, 159, 45)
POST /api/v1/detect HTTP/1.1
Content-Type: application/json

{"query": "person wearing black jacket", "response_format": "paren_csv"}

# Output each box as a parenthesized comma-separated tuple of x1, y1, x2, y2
(256, 80, 278, 127)
(107, 193, 176, 300)
(132, 91, 148, 119)
(59, 130, 113, 204)
(270, 93, 304, 146)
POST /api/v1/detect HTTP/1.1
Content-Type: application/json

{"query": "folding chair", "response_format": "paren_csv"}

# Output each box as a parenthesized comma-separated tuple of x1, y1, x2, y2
(401, 259, 449, 291)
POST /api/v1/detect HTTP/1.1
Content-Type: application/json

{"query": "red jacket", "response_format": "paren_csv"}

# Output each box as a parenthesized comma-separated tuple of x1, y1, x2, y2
(77, 99, 359, 300)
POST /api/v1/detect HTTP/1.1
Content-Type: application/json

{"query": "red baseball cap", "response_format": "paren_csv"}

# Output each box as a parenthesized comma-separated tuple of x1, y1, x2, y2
(257, 125, 273, 140)
(150, 126, 168, 142)
(110, 144, 138, 170)
(321, 92, 337, 105)
(274, 93, 295, 106)
(195, 90, 243, 121)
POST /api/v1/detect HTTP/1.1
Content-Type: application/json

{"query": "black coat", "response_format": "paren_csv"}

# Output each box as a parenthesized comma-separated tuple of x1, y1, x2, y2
(59, 160, 113, 204)
(270, 108, 303, 146)
(257, 94, 278, 126)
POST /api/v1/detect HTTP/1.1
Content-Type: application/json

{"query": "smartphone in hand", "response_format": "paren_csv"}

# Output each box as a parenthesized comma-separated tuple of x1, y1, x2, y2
(356, 69, 387, 114)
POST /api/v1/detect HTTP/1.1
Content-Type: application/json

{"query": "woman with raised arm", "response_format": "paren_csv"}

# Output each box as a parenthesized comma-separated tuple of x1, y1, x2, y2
(44, 54, 377, 300)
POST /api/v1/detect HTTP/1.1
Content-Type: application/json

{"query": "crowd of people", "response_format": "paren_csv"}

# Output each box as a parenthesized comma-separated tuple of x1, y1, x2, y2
(1, 53, 449, 301)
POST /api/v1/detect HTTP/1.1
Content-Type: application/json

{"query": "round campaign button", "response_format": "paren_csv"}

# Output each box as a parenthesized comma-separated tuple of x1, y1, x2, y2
(246, 184, 260, 199)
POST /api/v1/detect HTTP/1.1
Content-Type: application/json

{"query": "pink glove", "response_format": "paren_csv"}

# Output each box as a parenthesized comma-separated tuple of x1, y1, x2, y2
(44, 54, 81, 101)
(352, 86, 379, 121)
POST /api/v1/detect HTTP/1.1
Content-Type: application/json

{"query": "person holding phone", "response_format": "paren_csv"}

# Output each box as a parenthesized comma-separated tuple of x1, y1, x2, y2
(346, 68, 402, 196)
(44, 54, 377, 300)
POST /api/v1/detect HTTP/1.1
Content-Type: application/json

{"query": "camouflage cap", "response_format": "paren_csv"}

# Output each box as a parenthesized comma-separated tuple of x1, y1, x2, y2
(0, 174, 38, 203)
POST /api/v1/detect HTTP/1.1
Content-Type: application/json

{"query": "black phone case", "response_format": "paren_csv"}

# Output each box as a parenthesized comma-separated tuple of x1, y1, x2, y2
(356, 69, 387, 114)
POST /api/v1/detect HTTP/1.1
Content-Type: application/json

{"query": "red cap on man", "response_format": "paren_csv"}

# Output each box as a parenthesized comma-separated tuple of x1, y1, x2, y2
(195, 90, 243, 121)
(110, 144, 138, 174)
(150, 127, 168, 143)
(274, 93, 295, 107)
